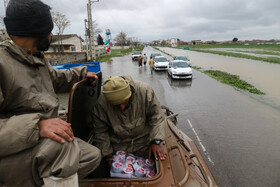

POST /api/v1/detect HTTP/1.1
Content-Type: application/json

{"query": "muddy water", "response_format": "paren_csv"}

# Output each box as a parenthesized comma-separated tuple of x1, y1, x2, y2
(159, 47, 280, 110)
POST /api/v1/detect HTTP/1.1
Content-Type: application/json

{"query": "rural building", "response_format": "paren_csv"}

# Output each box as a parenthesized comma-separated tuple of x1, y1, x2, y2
(191, 40, 203, 45)
(48, 34, 83, 53)
(167, 38, 179, 47)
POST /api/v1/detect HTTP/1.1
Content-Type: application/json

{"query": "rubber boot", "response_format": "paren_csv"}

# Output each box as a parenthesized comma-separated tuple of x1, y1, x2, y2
(43, 173, 78, 187)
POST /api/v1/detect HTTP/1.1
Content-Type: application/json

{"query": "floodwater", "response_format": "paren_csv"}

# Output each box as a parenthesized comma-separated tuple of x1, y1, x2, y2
(199, 48, 280, 58)
(57, 46, 280, 186)
(159, 47, 280, 111)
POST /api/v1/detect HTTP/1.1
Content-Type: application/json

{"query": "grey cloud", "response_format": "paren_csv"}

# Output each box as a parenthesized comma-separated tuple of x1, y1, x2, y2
(2, 0, 278, 41)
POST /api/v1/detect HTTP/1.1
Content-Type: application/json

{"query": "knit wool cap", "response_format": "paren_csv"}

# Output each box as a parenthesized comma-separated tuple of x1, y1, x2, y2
(4, 0, 54, 37)
(102, 76, 132, 105)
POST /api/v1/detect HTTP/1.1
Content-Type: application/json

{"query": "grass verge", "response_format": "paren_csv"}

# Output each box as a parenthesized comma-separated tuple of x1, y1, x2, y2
(96, 46, 144, 62)
(203, 70, 265, 95)
(153, 47, 172, 56)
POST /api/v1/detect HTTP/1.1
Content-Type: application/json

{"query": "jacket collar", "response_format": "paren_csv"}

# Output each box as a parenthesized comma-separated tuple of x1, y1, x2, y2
(0, 40, 46, 66)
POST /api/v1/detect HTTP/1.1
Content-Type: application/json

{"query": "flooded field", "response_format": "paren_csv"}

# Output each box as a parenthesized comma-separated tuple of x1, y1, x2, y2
(159, 47, 280, 111)
(199, 48, 280, 58)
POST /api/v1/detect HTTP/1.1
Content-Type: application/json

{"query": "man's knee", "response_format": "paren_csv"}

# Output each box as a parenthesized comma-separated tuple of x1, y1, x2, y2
(75, 138, 102, 178)
(36, 138, 80, 163)
(90, 146, 102, 164)
(35, 138, 80, 179)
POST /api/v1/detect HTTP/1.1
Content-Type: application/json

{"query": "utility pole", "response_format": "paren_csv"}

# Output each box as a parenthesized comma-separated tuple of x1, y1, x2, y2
(84, 19, 89, 61)
(3, 0, 9, 13)
(87, 0, 99, 61)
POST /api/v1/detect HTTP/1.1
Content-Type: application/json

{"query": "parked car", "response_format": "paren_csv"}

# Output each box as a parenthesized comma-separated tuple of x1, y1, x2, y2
(174, 56, 190, 64)
(167, 60, 192, 79)
(132, 51, 142, 61)
(153, 56, 169, 70)
(150, 53, 161, 59)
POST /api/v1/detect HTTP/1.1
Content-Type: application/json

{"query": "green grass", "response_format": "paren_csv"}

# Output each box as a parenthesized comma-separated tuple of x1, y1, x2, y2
(185, 44, 280, 51)
(233, 50, 280, 56)
(96, 46, 144, 62)
(204, 70, 265, 95)
(153, 47, 171, 56)
(191, 66, 202, 70)
(177, 44, 280, 64)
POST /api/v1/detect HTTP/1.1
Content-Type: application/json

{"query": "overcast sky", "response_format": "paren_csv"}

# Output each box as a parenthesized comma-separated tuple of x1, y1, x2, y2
(1, 0, 280, 42)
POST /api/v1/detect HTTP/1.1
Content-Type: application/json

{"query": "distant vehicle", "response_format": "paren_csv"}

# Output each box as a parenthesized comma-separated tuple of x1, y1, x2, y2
(167, 60, 192, 79)
(150, 53, 161, 59)
(174, 56, 190, 64)
(153, 56, 169, 71)
(132, 51, 142, 61)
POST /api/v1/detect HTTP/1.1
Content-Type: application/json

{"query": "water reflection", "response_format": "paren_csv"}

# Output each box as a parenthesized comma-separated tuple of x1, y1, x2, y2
(167, 77, 192, 88)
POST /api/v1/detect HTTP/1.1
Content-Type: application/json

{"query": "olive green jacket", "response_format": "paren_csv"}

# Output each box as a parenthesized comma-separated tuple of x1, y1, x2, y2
(0, 40, 87, 157)
(92, 76, 165, 157)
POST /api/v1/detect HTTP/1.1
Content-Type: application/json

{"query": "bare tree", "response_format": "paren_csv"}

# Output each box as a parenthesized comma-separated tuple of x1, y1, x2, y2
(92, 20, 102, 44)
(51, 11, 71, 52)
(0, 16, 4, 29)
(130, 37, 140, 48)
(114, 32, 127, 49)
(0, 16, 6, 42)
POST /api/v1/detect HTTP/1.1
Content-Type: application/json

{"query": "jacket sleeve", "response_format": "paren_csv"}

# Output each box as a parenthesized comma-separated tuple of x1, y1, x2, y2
(47, 62, 88, 93)
(146, 86, 166, 142)
(0, 86, 41, 157)
(92, 102, 113, 157)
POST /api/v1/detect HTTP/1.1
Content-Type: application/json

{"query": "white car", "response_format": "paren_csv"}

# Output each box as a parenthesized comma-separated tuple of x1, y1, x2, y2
(167, 60, 192, 79)
(131, 51, 142, 61)
(153, 56, 169, 70)
(174, 56, 190, 65)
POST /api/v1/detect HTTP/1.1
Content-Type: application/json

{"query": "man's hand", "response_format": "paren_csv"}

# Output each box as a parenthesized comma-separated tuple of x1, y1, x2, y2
(38, 118, 74, 144)
(149, 143, 167, 161)
(86, 72, 98, 86)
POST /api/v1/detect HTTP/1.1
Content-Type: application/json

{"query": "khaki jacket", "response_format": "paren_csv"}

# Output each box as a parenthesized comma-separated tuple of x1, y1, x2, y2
(149, 59, 154, 68)
(92, 76, 165, 157)
(0, 40, 87, 157)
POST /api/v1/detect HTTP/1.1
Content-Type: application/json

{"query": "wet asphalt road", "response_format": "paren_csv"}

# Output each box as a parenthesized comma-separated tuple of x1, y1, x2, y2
(98, 46, 280, 187)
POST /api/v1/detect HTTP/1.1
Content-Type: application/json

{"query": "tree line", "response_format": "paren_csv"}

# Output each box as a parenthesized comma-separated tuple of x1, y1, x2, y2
(1, 12, 139, 48)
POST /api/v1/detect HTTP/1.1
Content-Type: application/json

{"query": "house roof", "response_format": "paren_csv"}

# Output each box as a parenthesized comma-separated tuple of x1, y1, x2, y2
(51, 34, 84, 43)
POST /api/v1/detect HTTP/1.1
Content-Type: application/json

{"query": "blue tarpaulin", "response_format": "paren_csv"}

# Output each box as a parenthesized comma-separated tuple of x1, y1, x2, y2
(52, 62, 100, 73)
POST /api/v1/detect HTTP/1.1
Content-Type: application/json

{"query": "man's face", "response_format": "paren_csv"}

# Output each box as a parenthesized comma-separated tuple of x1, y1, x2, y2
(35, 33, 52, 51)
(118, 100, 129, 111)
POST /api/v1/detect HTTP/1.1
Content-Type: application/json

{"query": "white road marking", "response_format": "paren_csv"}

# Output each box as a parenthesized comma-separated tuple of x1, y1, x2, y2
(187, 119, 215, 166)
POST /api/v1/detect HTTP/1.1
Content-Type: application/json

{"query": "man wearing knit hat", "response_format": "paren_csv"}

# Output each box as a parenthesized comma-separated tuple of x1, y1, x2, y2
(0, 0, 101, 186)
(92, 76, 166, 168)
